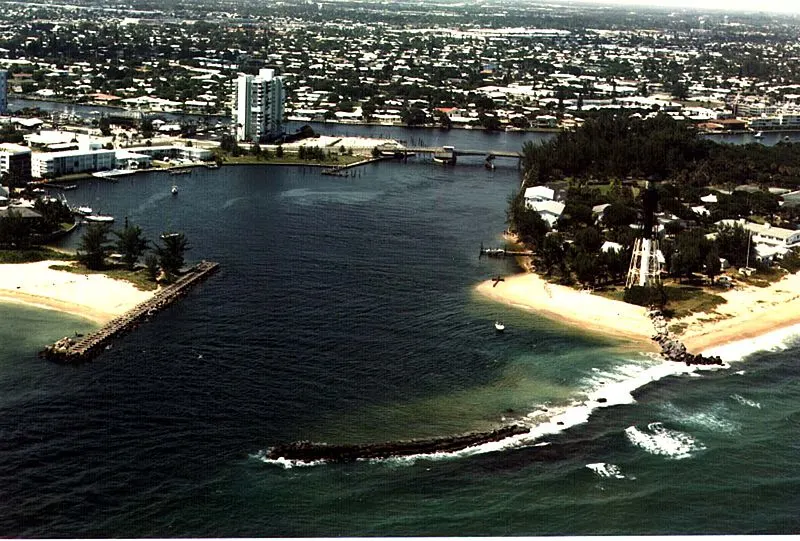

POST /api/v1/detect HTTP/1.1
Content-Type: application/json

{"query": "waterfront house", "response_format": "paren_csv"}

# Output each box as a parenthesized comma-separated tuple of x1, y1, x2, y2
(527, 200, 566, 228)
(524, 185, 555, 204)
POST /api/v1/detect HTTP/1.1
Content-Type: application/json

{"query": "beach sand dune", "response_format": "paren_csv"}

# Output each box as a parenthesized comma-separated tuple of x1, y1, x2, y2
(0, 260, 156, 325)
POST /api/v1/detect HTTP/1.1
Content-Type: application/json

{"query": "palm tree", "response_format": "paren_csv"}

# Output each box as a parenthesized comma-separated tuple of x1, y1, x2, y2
(113, 219, 149, 270)
(155, 232, 190, 277)
(78, 223, 112, 270)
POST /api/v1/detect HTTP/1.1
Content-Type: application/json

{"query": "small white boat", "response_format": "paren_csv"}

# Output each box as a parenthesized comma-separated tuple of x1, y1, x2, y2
(171, 185, 179, 195)
(75, 206, 93, 216)
(84, 214, 114, 223)
(494, 321, 505, 332)
(753, 131, 763, 138)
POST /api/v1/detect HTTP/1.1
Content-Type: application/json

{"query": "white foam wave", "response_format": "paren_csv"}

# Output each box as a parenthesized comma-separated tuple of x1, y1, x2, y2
(586, 462, 625, 479)
(731, 393, 761, 409)
(254, 356, 735, 468)
(250, 451, 327, 469)
(702, 323, 800, 362)
(660, 402, 740, 434)
(625, 422, 706, 459)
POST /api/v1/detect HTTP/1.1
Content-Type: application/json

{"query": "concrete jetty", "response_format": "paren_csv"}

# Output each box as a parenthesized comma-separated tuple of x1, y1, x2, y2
(41, 261, 219, 363)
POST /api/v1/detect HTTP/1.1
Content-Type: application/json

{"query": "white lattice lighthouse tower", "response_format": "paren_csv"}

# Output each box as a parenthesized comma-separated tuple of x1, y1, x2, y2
(626, 181, 663, 288)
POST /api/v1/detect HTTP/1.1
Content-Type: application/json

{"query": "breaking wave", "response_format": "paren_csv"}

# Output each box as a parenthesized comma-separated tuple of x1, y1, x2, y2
(625, 422, 706, 460)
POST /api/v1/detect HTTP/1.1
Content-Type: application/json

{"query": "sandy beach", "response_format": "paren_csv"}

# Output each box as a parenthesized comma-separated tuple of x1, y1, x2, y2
(0, 260, 156, 325)
(476, 269, 800, 355)
(676, 272, 800, 352)
(475, 272, 657, 348)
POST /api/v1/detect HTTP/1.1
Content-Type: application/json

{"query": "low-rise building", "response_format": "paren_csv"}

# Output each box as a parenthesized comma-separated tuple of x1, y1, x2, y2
(524, 185, 555, 203)
(32, 149, 116, 178)
(0, 143, 32, 187)
(124, 145, 213, 161)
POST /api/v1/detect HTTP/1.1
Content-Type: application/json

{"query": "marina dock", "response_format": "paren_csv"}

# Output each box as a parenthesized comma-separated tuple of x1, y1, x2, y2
(41, 261, 220, 363)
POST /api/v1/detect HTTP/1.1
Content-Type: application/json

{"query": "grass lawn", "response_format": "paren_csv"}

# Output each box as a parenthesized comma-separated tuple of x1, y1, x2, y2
(594, 282, 726, 319)
(662, 284, 727, 319)
(0, 248, 75, 264)
(48, 263, 159, 291)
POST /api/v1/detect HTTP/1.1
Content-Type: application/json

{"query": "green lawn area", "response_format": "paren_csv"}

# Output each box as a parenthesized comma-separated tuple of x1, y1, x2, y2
(0, 248, 75, 264)
(48, 263, 159, 291)
(662, 285, 727, 319)
(594, 283, 726, 319)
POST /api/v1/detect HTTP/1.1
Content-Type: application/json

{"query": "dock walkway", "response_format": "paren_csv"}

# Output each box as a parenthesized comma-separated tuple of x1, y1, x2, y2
(41, 261, 219, 363)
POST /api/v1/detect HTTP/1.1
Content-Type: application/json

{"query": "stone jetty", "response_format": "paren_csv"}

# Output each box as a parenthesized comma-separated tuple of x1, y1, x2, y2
(41, 261, 219, 363)
(649, 310, 723, 366)
(266, 424, 531, 463)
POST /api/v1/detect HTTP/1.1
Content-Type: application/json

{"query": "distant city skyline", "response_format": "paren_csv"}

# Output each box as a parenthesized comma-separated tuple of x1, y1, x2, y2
(569, 0, 800, 14)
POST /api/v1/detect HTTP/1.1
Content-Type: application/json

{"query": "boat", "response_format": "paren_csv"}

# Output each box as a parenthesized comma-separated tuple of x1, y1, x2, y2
(84, 214, 114, 223)
(160, 232, 180, 240)
(74, 206, 93, 216)
(92, 169, 135, 179)
(169, 168, 192, 176)
(494, 321, 505, 332)
(753, 131, 763, 138)
(171, 184, 179, 195)
(784, 135, 791, 142)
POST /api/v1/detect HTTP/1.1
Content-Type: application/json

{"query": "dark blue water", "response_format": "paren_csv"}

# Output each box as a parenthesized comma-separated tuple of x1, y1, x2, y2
(1, 154, 799, 536)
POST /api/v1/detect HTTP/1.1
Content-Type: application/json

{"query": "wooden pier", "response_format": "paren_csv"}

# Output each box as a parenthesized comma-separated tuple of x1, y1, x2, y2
(479, 245, 534, 258)
(41, 261, 220, 363)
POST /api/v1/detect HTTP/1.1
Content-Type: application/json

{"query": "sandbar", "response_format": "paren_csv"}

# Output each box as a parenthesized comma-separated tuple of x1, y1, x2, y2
(0, 260, 156, 325)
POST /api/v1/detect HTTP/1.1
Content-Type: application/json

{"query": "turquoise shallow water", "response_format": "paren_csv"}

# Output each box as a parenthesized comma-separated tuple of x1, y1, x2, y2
(0, 152, 798, 536)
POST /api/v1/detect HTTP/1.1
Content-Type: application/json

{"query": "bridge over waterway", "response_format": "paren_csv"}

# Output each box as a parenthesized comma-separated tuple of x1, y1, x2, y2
(384, 145, 522, 166)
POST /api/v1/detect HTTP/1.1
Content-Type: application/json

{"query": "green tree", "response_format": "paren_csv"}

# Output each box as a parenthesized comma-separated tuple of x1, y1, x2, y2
(155, 232, 190, 277)
(574, 251, 599, 287)
(540, 233, 565, 275)
(144, 253, 159, 281)
(276, 145, 284, 158)
(672, 229, 708, 281)
(704, 249, 721, 284)
(715, 223, 753, 268)
(575, 226, 603, 254)
(78, 223, 112, 270)
(0, 208, 33, 249)
(114, 220, 149, 270)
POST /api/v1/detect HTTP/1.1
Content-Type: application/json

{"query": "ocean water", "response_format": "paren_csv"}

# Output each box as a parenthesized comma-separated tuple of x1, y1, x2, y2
(1, 153, 799, 536)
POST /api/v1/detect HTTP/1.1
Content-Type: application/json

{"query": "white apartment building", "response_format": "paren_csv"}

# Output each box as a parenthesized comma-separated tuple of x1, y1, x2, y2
(0, 69, 7, 115)
(0, 143, 32, 186)
(234, 68, 285, 142)
(32, 149, 116, 178)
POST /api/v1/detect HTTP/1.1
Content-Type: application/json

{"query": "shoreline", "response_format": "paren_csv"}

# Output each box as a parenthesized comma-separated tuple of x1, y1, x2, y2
(0, 260, 156, 325)
(476, 267, 800, 360)
(475, 271, 657, 350)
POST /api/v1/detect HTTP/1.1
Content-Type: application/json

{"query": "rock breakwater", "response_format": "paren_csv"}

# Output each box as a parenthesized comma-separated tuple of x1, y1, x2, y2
(649, 311, 723, 366)
(266, 424, 530, 463)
